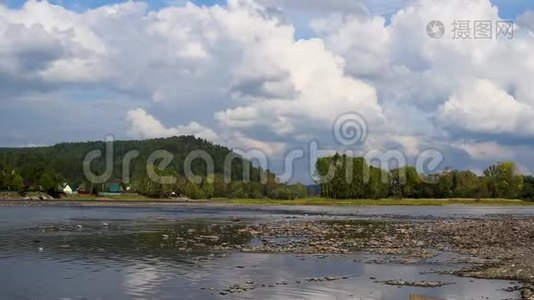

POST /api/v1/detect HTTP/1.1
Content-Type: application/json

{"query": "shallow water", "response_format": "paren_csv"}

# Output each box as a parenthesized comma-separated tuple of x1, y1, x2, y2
(0, 206, 524, 299)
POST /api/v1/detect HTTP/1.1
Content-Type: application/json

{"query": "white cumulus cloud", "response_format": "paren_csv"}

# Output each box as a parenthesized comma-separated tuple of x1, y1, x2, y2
(2, 0, 534, 179)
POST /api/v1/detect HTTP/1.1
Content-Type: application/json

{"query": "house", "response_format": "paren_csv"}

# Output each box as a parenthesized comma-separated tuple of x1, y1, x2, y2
(62, 184, 73, 195)
(98, 182, 124, 196)
(107, 183, 123, 194)
(62, 183, 79, 195)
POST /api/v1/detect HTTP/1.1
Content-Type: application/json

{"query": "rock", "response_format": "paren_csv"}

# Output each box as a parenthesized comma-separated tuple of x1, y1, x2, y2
(384, 280, 451, 288)
(200, 235, 219, 242)
(523, 284, 534, 300)
(325, 276, 338, 281)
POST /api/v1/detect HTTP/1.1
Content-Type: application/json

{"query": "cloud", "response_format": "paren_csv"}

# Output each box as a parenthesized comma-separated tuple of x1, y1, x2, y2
(127, 108, 218, 141)
(256, 0, 410, 17)
(110, 0, 388, 152)
(126, 108, 286, 156)
(454, 140, 514, 161)
(257, 0, 371, 14)
(2, 0, 534, 181)
(214, 35, 386, 142)
(313, 0, 534, 141)
(437, 79, 534, 135)
(518, 10, 534, 35)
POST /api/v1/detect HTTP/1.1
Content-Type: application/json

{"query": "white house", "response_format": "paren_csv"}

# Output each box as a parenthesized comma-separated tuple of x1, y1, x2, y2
(62, 184, 73, 194)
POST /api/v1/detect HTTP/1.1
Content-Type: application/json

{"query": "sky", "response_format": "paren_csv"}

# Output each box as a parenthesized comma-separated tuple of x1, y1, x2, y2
(0, 0, 534, 183)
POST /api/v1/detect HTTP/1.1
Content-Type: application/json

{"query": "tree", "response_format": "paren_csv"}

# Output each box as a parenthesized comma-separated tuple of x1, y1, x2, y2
(436, 171, 454, 198)
(200, 179, 214, 199)
(453, 170, 480, 198)
(0, 136, 275, 198)
(365, 166, 389, 199)
(38, 169, 61, 195)
(388, 167, 420, 198)
(315, 156, 336, 198)
(402, 166, 421, 198)
(521, 176, 534, 200)
(182, 181, 202, 199)
(11, 174, 24, 193)
(484, 161, 523, 198)
(349, 157, 367, 199)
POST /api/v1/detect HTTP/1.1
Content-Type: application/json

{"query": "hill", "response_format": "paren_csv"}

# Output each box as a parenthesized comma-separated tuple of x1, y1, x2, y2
(0, 136, 308, 199)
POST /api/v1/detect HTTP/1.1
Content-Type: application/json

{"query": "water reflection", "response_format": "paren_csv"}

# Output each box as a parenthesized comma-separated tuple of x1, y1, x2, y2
(123, 261, 164, 298)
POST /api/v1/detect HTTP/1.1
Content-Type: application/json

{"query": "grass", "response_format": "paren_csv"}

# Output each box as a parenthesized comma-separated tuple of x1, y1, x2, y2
(211, 197, 534, 206)
(58, 194, 166, 202)
(3, 192, 533, 206)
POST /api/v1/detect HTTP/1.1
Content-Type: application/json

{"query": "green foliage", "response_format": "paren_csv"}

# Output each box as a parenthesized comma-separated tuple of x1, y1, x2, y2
(521, 176, 534, 200)
(11, 174, 24, 193)
(38, 168, 62, 194)
(483, 161, 523, 198)
(269, 184, 307, 200)
(315, 155, 526, 200)
(0, 136, 303, 199)
(0, 168, 25, 193)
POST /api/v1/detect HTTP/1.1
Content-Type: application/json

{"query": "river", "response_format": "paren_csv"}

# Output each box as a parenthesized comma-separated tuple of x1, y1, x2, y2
(0, 205, 529, 299)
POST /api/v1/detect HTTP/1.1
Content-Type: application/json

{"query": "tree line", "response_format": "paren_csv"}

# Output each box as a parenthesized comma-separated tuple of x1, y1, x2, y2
(1, 137, 533, 200)
(315, 154, 530, 199)
(0, 136, 307, 199)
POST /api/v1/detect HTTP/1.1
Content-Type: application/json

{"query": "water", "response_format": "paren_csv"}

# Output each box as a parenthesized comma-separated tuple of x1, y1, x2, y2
(0, 205, 525, 299)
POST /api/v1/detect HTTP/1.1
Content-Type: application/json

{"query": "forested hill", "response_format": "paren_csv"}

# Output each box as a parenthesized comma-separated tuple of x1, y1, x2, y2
(0, 135, 264, 182)
(0, 136, 306, 199)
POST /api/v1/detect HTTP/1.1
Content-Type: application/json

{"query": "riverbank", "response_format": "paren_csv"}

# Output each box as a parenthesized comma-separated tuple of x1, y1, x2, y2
(1, 193, 534, 207)
(214, 197, 534, 206)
